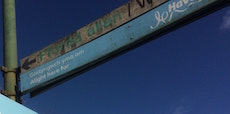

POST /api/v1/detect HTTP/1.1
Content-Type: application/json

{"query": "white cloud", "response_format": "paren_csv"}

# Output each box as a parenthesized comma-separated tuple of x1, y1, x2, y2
(220, 10, 230, 29)
(173, 106, 190, 114)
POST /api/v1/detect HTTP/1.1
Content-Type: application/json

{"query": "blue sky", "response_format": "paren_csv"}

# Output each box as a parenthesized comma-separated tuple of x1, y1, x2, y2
(1, 0, 230, 114)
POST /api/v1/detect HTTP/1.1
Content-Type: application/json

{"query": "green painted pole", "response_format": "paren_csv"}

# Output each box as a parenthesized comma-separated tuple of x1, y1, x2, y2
(2, 0, 19, 101)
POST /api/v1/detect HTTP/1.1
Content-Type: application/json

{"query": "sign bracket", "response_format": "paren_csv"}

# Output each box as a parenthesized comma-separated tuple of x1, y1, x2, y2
(0, 66, 22, 103)
(0, 66, 19, 73)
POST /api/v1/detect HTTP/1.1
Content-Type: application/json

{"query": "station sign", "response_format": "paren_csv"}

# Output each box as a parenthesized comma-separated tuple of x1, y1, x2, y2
(20, 0, 228, 95)
(20, 0, 168, 94)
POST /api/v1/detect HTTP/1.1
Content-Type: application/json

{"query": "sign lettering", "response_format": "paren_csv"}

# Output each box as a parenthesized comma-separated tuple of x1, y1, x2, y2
(152, 0, 202, 28)
(136, 0, 153, 8)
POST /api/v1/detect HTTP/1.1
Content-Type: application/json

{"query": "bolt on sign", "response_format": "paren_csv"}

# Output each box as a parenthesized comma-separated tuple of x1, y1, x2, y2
(20, 0, 229, 95)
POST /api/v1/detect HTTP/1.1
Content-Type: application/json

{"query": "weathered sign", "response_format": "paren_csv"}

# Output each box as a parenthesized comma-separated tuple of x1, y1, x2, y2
(20, 0, 228, 95)
(20, 0, 168, 94)
(20, 0, 168, 74)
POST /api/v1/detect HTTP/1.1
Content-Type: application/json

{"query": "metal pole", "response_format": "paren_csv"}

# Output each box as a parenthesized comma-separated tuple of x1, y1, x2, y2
(2, 0, 19, 102)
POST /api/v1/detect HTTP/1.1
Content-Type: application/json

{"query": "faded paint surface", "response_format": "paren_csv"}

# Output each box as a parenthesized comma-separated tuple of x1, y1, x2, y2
(20, 0, 168, 74)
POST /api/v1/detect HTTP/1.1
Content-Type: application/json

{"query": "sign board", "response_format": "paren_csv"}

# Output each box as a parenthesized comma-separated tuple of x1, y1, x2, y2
(20, 0, 168, 74)
(0, 94, 38, 114)
(20, 0, 168, 94)
(20, 0, 228, 94)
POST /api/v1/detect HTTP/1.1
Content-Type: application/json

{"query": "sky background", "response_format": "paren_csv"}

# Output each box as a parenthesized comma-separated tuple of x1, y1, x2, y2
(0, 0, 230, 114)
